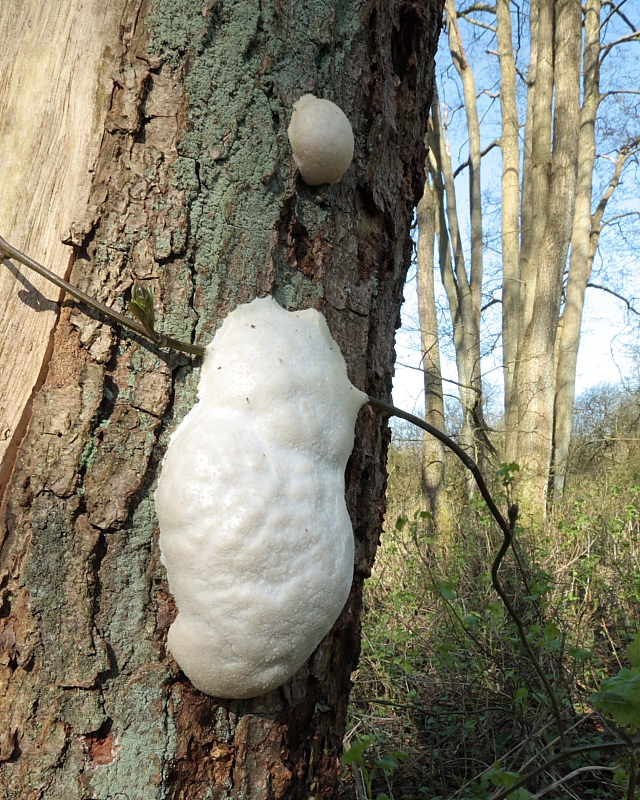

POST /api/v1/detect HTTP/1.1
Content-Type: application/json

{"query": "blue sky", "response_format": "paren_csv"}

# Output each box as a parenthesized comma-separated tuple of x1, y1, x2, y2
(392, 265, 640, 417)
(392, 4, 640, 418)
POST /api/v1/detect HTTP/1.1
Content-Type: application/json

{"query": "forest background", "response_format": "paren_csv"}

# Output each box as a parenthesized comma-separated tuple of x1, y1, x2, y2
(345, 2, 640, 800)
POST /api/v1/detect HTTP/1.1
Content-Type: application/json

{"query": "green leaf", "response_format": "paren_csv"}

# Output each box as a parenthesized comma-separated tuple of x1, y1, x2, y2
(375, 754, 398, 773)
(129, 283, 156, 333)
(485, 764, 531, 796)
(591, 667, 640, 728)
(436, 580, 457, 602)
(395, 515, 408, 532)
(341, 737, 370, 767)
(569, 646, 591, 662)
(613, 768, 628, 786)
(627, 631, 640, 668)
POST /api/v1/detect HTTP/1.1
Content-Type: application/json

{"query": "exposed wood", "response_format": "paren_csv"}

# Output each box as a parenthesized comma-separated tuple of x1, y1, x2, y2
(0, 0, 137, 492)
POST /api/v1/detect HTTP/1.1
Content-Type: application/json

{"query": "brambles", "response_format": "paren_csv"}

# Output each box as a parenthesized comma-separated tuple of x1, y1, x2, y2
(345, 399, 640, 800)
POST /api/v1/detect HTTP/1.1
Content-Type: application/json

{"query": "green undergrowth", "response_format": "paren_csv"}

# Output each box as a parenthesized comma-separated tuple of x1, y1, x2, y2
(343, 405, 640, 800)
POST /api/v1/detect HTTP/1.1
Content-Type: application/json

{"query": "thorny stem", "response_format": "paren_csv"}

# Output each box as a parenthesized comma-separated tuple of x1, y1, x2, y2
(0, 236, 205, 357)
(0, 235, 570, 749)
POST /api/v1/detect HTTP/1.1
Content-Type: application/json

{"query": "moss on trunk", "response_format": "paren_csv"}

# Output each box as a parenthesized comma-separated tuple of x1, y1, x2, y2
(0, 0, 443, 797)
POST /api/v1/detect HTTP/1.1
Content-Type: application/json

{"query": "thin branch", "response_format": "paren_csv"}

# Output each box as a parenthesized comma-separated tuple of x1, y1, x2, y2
(613, 3, 638, 35)
(0, 235, 206, 357)
(458, 13, 497, 32)
(453, 138, 501, 177)
(531, 765, 617, 798)
(600, 210, 640, 228)
(600, 31, 640, 63)
(587, 282, 640, 316)
(396, 361, 483, 394)
(351, 697, 512, 715)
(481, 296, 502, 312)
(457, 3, 496, 14)
(601, 89, 640, 98)
(489, 739, 636, 800)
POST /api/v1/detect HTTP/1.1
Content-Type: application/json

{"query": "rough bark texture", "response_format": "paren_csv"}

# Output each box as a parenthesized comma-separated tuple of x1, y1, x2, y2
(0, 0, 443, 798)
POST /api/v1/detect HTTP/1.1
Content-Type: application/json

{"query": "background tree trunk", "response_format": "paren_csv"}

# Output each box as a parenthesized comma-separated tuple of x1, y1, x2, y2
(496, 0, 520, 465)
(416, 174, 446, 518)
(513, 0, 581, 517)
(0, 1, 443, 798)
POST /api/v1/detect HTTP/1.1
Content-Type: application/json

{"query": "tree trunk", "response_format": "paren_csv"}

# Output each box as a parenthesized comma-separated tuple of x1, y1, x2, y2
(429, 91, 482, 480)
(416, 174, 446, 519)
(496, 0, 521, 463)
(0, 0, 133, 492)
(513, 0, 581, 518)
(0, 1, 443, 798)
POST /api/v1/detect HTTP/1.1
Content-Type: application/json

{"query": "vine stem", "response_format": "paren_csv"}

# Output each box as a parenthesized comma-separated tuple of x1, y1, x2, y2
(489, 739, 636, 800)
(3, 235, 566, 747)
(0, 236, 205, 357)
(366, 401, 568, 748)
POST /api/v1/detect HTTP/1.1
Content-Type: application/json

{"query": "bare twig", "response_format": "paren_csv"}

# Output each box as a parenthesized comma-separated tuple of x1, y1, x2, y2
(489, 739, 635, 800)
(453, 138, 501, 177)
(587, 282, 640, 316)
(530, 764, 617, 798)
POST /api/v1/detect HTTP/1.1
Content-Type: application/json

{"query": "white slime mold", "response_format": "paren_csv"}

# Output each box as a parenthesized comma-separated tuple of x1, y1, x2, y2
(287, 94, 354, 185)
(156, 296, 367, 698)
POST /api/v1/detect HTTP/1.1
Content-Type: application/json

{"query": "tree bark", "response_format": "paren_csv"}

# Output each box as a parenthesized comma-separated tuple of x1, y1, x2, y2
(513, 0, 581, 517)
(496, 0, 521, 463)
(416, 174, 446, 518)
(552, 0, 601, 500)
(0, 1, 443, 798)
(429, 90, 483, 477)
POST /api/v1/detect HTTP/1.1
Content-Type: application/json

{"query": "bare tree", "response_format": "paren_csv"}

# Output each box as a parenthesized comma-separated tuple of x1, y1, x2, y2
(417, 0, 640, 520)
(0, 0, 443, 797)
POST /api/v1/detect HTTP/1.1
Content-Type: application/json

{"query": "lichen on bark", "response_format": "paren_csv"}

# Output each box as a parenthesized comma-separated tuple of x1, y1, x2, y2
(0, 0, 443, 797)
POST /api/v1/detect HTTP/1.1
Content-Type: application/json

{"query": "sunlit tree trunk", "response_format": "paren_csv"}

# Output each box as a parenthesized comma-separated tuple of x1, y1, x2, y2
(0, 1, 444, 796)
(513, 0, 582, 517)
(429, 87, 484, 482)
(552, 0, 601, 500)
(496, 0, 521, 464)
(417, 174, 446, 518)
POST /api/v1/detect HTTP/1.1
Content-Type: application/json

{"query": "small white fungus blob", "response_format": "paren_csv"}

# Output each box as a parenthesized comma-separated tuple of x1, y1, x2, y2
(287, 94, 354, 185)
(156, 296, 368, 699)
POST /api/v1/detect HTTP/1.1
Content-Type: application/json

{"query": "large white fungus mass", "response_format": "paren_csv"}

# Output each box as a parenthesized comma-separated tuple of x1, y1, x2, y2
(156, 296, 368, 698)
(287, 94, 354, 185)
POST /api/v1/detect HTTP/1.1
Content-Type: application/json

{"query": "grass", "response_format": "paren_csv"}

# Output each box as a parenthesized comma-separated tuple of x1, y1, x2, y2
(343, 390, 640, 800)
